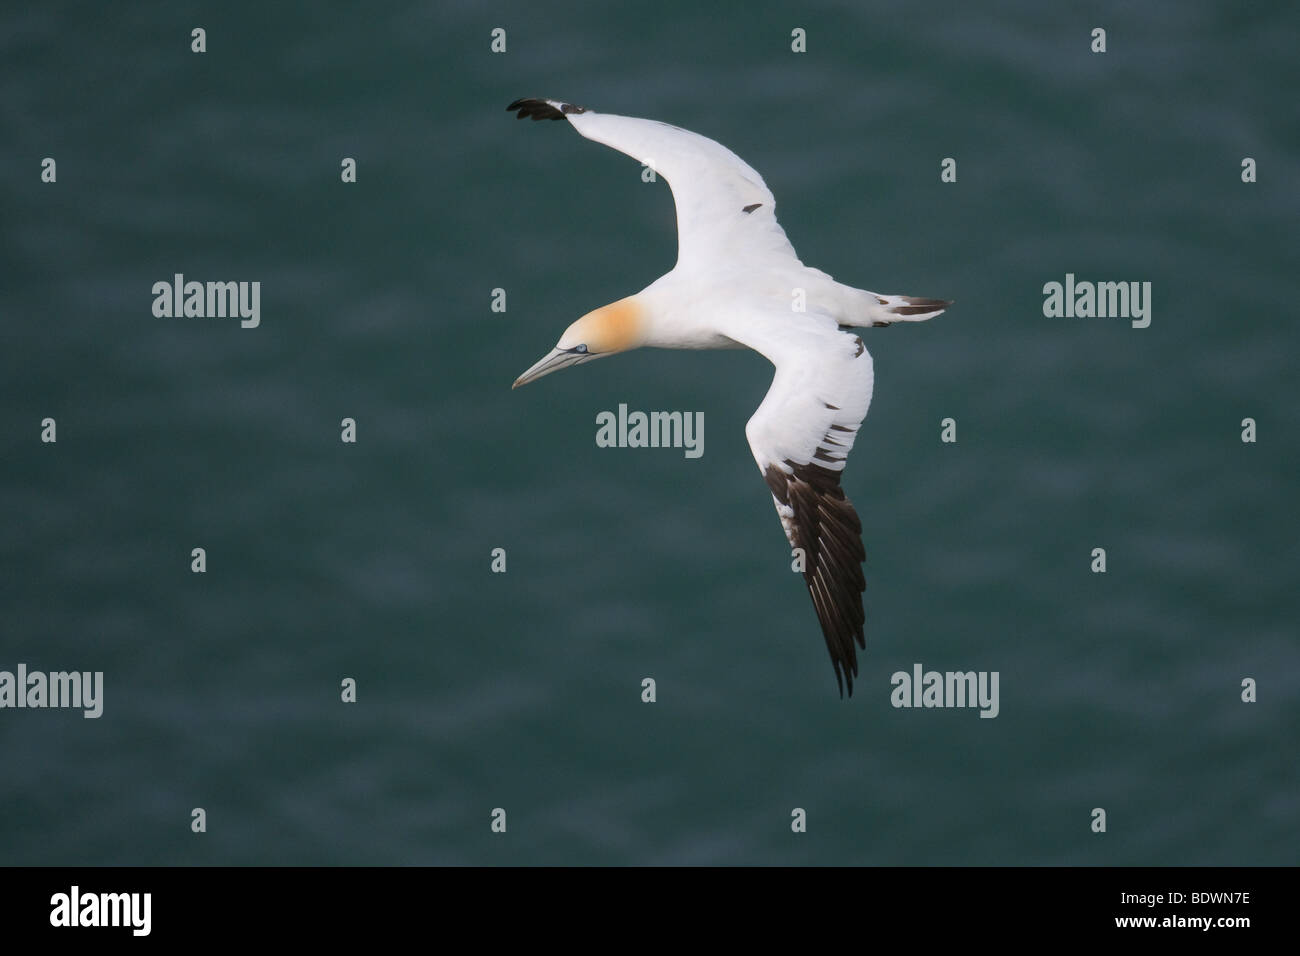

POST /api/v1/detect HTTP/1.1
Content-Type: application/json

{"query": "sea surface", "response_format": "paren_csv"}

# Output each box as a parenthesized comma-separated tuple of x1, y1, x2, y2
(1, 1, 1296, 864)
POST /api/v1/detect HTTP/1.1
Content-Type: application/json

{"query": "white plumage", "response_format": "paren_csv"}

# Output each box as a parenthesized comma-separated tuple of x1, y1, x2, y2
(508, 98, 952, 696)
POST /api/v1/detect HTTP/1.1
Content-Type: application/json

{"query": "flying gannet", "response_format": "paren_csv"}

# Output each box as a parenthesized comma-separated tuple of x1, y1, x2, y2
(507, 97, 952, 696)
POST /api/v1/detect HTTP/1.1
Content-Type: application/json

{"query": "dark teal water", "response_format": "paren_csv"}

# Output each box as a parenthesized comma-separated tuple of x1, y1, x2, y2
(2, 2, 1296, 865)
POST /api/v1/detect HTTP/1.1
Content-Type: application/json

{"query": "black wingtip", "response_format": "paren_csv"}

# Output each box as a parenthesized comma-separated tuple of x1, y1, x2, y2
(506, 98, 587, 121)
(839, 662, 859, 698)
(891, 296, 954, 315)
(766, 459, 867, 700)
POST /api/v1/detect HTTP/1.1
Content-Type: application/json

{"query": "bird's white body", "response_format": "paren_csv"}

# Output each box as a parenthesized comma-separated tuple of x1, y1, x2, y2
(508, 98, 951, 696)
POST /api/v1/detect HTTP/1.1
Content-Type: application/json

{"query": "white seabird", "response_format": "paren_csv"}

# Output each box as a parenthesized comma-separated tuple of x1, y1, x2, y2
(508, 97, 952, 696)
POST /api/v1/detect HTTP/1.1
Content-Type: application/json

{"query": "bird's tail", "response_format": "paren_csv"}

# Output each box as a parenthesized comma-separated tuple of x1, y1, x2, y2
(853, 291, 953, 328)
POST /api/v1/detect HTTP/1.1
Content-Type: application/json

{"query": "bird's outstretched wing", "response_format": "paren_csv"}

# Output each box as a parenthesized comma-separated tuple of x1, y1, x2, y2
(741, 328, 875, 696)
(507, 97, 799, 269)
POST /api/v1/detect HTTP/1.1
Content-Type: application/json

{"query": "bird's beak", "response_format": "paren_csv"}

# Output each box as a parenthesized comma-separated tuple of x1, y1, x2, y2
(512, 348, 589, 389)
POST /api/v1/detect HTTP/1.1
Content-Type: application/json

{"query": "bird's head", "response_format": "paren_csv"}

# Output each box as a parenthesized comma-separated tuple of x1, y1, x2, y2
(512, 296, 646, 389)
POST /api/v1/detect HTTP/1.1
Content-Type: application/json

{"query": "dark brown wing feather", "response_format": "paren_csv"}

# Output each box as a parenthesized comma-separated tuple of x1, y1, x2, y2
(764, 461, 867, 696)
(506, 98, 587, 121)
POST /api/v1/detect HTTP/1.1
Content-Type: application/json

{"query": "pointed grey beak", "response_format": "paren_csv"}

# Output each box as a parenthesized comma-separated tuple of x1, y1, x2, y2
(512, 348, 590, 389)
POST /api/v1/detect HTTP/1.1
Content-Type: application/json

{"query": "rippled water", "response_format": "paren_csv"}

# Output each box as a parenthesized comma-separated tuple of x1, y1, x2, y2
(1, 1, 1296, 864)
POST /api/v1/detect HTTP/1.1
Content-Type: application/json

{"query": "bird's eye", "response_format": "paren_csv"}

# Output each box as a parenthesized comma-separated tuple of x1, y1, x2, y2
(574, 344, 588, 354)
